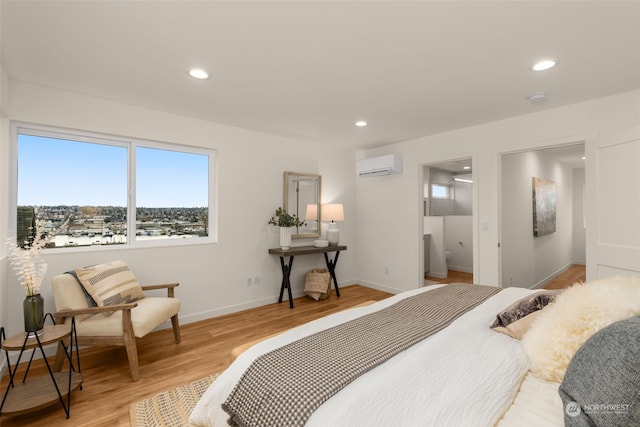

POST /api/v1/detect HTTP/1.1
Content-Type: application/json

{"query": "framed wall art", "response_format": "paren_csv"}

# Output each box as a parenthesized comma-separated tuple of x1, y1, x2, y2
(532, 177, 556, 237)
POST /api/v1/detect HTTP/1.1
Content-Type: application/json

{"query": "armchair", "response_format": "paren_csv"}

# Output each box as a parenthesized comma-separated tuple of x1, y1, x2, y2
(51, 266, 181, 382)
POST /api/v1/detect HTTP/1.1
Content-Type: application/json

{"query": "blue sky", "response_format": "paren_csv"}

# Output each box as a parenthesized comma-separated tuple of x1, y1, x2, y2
(18, 134, 208, 207)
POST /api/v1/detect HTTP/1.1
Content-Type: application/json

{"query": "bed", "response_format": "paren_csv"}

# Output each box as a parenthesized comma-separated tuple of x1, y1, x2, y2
(190, 277, 640, 427)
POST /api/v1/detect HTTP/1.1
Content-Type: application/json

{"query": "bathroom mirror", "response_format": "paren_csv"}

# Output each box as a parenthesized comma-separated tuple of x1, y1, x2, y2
(283, 171, 321, 239)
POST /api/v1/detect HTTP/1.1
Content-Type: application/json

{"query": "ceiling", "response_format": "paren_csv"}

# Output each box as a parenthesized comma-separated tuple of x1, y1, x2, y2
(2, 1, 639, 150)
(426, 142, 585, 176)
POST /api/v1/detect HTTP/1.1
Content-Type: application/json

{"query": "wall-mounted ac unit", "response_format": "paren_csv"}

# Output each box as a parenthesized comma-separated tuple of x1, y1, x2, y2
(356, 153, 403, 177)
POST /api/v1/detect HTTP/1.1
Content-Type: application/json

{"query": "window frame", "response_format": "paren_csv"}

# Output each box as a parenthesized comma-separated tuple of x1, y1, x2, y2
(431, 183, 450, 199)
(11, 122, 218, 251)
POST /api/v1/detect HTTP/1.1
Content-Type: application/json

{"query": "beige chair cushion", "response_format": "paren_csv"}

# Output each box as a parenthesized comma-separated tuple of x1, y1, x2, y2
(52, 272, 180, 338)
(52, 273, 94, 322)
(74, 260, 145, 313)
(74, 297, 181, 338)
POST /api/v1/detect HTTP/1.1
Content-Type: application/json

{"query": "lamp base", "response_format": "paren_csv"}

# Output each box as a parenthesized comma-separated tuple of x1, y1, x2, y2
(326, 223, 340, 246)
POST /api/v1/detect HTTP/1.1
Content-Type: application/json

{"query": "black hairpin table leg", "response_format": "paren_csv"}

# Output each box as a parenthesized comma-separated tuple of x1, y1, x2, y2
(278, 255, 295, 308)
(323, 251, 341, 297)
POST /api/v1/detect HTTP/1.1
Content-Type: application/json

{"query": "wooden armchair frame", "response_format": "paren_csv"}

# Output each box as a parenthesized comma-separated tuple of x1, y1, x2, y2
(53, 283, 180, 381)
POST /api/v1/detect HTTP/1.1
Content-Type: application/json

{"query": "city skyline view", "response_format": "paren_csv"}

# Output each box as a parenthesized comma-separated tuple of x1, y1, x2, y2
(18, 204, 209, 249)
(16, 130, 212, 247)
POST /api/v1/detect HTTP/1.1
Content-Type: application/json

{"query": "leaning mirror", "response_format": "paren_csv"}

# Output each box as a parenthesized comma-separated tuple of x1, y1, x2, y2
(283, 171, 321, 239)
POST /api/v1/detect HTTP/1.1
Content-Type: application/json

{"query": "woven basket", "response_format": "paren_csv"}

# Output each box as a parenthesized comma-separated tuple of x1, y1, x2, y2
(304, 268, 331, 301)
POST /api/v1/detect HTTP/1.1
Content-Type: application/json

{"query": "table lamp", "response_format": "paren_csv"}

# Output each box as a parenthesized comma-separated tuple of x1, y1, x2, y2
(321, 204, 344, 246)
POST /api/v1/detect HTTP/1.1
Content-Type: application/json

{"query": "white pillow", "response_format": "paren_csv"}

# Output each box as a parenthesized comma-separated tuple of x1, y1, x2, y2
(522, 275, 640, 382)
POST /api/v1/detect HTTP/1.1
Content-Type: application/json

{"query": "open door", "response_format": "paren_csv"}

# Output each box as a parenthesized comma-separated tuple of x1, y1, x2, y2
(585, 127, 640, 279)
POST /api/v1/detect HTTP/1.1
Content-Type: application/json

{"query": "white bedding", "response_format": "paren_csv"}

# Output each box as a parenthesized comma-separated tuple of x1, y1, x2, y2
(189, 285, 539, 427)
(496, 372, 564, 427)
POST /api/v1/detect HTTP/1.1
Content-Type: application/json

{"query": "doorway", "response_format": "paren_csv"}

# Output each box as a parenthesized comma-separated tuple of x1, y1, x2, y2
(500, 143, 586, 288)
(421, 158, 474, 285)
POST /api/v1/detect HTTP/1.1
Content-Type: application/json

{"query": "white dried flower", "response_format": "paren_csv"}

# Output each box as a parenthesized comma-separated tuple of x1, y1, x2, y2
(7, 220, 60, 296)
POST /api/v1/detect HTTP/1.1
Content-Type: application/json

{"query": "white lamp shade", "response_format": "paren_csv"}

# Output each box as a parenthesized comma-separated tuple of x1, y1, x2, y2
(321, 204, 344, 222)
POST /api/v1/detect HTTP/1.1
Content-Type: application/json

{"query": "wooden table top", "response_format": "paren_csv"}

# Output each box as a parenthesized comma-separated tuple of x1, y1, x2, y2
(268, 245, 347, 256)
(2, 324, 71, 351)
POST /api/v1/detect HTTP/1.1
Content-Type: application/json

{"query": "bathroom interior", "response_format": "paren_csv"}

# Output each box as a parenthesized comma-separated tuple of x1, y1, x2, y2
(423, 160, 473, 282)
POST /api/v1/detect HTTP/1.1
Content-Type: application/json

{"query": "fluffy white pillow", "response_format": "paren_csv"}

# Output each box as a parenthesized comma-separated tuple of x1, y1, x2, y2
(522, 276, 640, 382)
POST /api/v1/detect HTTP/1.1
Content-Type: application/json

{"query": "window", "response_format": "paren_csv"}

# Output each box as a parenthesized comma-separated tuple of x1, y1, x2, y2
(431, 184, 449, 199)
(13, 124, 216, 249)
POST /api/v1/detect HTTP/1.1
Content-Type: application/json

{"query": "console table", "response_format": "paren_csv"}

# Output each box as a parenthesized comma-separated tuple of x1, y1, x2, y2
(268, 245, 347, 308)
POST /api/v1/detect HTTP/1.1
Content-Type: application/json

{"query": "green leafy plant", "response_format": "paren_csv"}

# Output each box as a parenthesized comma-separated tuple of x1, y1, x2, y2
(268, 207, 306, 228)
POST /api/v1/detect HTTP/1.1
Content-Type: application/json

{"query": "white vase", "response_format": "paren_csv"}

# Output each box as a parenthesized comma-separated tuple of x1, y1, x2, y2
(280, 227, 292, 250)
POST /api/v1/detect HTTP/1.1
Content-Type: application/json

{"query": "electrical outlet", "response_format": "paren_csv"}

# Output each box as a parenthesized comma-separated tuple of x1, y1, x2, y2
(253, 276, 260, 285)
(384, 266, 389, 274)
(246, 277, 253, 286)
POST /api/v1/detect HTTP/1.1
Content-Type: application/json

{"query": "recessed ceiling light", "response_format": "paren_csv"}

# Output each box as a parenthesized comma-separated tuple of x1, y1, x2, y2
(463, 166, 471, 170)
(531, 59, 557, 71)
(189, 68, 209, 79)
(355, 120, 368, 127)
(581, 156, 586, 160)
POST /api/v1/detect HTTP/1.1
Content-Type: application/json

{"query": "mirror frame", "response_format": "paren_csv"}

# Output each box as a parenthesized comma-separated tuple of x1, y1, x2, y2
(283, 171, 321, 239)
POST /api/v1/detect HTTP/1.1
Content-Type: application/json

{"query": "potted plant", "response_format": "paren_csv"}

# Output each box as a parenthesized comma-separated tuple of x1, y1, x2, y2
(6, 219, 64, 334)
(268, 207, 306, 250)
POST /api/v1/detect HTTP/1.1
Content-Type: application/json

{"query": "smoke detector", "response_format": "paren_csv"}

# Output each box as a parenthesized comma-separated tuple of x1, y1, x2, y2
(527, 92, 547, 104)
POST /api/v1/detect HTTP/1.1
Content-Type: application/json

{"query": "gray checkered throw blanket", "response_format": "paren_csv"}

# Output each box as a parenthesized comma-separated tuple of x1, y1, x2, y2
(222, 284, 501, 427)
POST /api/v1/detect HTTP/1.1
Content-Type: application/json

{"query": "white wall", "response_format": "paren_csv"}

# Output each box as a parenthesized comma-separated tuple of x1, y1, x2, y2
(0, 64, 9, 338)
(500, 150, 575, 288)
(444, 216, 473, 273)
(427, 168, 453, 216)
(0, 80, 358, 336)
(423, 216, 445, 279)
(356, 90, 640, 293)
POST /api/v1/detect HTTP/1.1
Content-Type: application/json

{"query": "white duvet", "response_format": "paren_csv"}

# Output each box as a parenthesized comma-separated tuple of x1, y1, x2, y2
(189, 285, 536, 427)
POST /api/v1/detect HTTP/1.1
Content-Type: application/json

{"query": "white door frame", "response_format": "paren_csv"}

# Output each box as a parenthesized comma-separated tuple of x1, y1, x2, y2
(418, 157, 477, 285)
(496, 136, 589, 288)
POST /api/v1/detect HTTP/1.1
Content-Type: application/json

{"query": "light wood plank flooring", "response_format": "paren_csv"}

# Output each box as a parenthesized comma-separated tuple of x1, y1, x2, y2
(426, 264, 585, 291)
(425, 270, 473, 284)
(0, 285, 392, 426)
(541, 264, 586, 290)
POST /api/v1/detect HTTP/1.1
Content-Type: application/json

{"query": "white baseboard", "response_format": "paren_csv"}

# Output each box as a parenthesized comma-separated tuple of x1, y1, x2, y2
(448, 265, 473, 274)
(426, 271, 447, 279)
(355, 280, 403, 295)
(530, 263, 574, 289)
(177, 281, 360, 326)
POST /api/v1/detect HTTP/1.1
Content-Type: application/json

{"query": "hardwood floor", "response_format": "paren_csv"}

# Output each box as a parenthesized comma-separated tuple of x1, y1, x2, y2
(541, 264, 586, 290)
(425, 270, 473, 284)
(426, 264, 586, 290)
(0, 285, 392, 426)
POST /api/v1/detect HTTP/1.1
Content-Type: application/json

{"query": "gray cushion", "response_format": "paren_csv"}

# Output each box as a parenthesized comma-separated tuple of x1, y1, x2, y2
(491, 290, 559, 328)
(559, 316, 640, 426)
